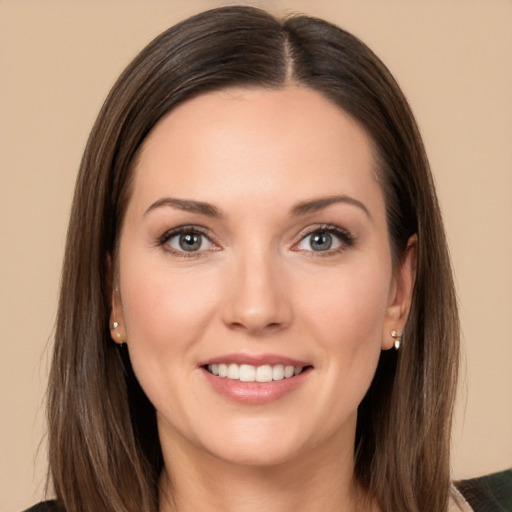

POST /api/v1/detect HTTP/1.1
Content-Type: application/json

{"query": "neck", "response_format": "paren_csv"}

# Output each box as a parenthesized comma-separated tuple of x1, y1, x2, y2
(158, 423, 375, 512)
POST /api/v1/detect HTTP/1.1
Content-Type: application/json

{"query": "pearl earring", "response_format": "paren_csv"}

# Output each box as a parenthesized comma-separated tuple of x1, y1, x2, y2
(391, 330, 402, 350)
(111, 321, 122, 341)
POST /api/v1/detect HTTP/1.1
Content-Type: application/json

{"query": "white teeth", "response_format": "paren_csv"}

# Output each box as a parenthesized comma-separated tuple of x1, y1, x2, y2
(239, 364, 255, 382)
(227, 363, 239, 379)
(206, 363, 305, 382)
(255, 365, 272, 382)
(284, 365, 295, 378)
(272, 364, 284, 380)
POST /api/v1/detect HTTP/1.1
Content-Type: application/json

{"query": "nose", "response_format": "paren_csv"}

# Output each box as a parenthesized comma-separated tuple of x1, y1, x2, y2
(221, 249, 292, 335)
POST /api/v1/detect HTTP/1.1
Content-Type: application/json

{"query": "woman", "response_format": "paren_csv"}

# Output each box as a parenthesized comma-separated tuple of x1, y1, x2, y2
(23, 6, 509, 512)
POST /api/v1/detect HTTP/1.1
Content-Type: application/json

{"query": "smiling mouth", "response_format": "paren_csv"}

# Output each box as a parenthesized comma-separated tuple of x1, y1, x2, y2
(205, 363, 311, 382)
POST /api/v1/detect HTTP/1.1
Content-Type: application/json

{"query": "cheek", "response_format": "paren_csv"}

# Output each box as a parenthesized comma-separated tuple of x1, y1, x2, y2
(303, 264, 390, 349)
(118, 251, 220, 367)
(117, 252, 224, 425)
(299, 256, 391, 403)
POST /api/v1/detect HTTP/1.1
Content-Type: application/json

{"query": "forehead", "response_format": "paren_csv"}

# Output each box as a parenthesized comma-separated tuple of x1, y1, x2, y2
(129, 86, 384, 220)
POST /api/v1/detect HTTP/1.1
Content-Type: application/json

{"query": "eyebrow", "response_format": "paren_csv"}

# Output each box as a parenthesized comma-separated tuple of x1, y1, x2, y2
(144, 197, 222, 217)
(291, 195, 372, 220)
(144, 194, 371, 220)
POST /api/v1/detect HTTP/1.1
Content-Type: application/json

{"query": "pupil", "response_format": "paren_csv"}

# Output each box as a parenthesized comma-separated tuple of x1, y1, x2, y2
(179, 233, 201, 251)
(311, 232, 332, 251)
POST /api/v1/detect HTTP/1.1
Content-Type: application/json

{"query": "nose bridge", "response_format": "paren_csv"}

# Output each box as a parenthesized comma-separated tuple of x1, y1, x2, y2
(222, 239, 291, 333)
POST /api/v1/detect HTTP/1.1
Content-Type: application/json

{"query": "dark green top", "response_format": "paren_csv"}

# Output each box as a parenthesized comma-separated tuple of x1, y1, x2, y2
(23, 469, 512, 511)
(455, 469, 512, 511)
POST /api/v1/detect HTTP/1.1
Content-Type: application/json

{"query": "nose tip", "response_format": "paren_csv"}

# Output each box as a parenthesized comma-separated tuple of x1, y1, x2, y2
(222, 260, 292, 334)
(227, 305, 287, 334)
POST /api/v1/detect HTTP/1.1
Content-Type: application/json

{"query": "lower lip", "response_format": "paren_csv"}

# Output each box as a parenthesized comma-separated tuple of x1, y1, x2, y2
(201, 367, 311, 405)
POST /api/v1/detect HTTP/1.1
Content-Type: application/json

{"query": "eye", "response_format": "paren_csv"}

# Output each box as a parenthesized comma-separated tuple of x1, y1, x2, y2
(297, 231, 341, 252)
(159, 227, 218, 255)
(171, 232, 207, 252)
(294, 226, 354, 254)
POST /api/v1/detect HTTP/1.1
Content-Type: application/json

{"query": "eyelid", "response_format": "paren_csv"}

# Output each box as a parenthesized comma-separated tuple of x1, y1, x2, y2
(157, 224, 206, 244)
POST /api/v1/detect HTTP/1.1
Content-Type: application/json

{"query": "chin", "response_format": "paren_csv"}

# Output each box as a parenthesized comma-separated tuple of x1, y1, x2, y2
(207, 440, 301, 468)
(195, 420, 317, 468)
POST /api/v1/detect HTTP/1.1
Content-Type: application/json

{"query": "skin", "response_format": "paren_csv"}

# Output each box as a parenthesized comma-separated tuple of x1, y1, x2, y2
(111, 86, 416, 512)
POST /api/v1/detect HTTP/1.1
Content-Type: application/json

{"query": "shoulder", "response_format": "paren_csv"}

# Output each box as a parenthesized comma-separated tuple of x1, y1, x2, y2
(22, 501, 63, 512)
(454, 469, 512, 511)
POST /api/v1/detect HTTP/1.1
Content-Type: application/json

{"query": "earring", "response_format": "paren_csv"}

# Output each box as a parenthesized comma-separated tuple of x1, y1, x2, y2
(391, 330, 402, 350)
(111, 321, 122, 340)
(111, 288, 124, 343)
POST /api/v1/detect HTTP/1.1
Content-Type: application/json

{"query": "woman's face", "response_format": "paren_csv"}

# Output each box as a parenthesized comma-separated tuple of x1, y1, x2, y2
(113, 86, 414, 468)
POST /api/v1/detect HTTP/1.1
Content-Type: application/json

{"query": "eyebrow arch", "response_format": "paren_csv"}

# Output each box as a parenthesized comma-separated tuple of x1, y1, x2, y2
(292, 195, 372, 220)
(144, 197, 222, 217)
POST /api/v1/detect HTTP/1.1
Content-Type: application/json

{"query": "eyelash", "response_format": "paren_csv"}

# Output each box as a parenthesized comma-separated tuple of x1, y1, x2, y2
(293, 224, 356, 256)
(157, 225, 218, 259)
(156, 223, 356, 258)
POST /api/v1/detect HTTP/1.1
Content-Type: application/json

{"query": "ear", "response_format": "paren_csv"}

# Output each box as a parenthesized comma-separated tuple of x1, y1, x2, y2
(382, 235, 417, 350)
(106, 253, 127, 344)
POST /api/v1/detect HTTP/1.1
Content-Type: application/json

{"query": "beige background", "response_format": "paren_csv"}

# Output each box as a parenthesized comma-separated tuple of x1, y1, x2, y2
(1, 0, 511, 510)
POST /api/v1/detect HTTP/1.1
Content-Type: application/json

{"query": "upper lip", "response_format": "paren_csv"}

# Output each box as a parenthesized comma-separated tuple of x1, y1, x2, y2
(199, 353, 311, 368)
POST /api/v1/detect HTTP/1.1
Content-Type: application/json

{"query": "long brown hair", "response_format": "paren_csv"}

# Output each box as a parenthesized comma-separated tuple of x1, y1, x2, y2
(48, 6, 459, 511)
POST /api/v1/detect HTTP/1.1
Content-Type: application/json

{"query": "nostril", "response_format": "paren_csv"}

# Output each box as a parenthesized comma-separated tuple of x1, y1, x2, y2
(226, 319, 285, 333)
